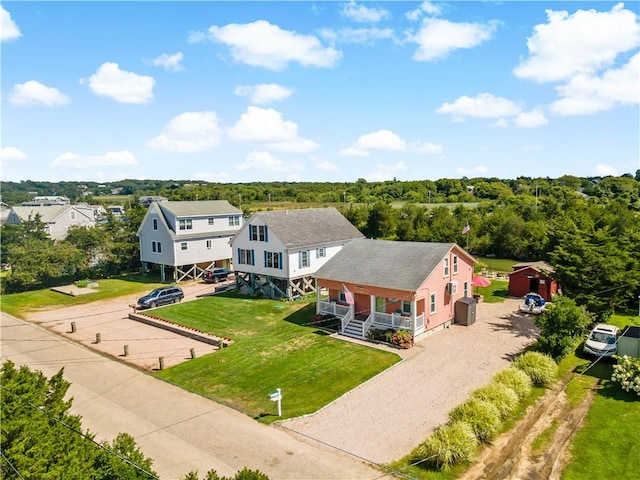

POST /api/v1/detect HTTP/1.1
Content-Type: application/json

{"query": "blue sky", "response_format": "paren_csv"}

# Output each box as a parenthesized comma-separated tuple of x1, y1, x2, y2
(2, 1, 639, 184)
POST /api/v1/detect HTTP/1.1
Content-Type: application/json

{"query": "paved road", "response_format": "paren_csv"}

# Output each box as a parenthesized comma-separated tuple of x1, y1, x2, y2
(1, 313, 381, 480)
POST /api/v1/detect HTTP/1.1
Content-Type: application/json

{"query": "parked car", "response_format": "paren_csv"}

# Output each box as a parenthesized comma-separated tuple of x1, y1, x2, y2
(137, 286, 184, 309)
(203, 268, 231, 283)
(583, 323, 619, 358)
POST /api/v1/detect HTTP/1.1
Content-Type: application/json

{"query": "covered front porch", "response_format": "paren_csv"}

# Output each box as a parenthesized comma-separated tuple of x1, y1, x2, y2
(316, 284, 426, 342)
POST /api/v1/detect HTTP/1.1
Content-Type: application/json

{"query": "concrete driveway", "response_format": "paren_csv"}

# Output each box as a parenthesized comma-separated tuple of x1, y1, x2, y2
(1, 313, 381, 480)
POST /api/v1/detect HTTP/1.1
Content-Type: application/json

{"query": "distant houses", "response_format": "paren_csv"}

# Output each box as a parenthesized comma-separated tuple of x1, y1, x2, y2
(6, 204, 102, 240)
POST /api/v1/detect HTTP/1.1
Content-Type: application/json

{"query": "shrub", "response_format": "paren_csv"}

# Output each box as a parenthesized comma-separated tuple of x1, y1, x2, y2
(449, 398, 501, 442)
(492, 367, 533, 400)
(611, 355, 640, 397)
(418, 420, 478, 470)
(470, 383, 519, 419)
(514, 351, 558, 387)
(390, 330, 413, 349)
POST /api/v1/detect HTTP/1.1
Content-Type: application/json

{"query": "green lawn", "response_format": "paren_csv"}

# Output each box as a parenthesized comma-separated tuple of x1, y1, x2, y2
(475, 257, 519, 273)
(475, 279, 510, 303)
(0, 275, 167, 319)
(152, 293, 400, 422)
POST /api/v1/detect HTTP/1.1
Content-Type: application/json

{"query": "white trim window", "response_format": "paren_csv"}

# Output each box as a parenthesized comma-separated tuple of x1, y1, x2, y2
(181, 242, 188, 251)
(152, 241, 162, 253)
(402, 300, 411, 314)
(238, 248, 254, 265)
(299, 250, 310, 268)
(443, 258, 449, 277)
(70, 210, 76, 220)
(153, 218, 158, 230)
(206, 239, 212, 249)
(463, 281, 469, 298)
(453, 255, 458, 274)
(179, 219, 193, 230)
(264, 251, 282, 269)
(229, 216, 240, 226)
(316, 247, 326, 258)
(208, 217, 215, 225)
(430, 293, 437, 314)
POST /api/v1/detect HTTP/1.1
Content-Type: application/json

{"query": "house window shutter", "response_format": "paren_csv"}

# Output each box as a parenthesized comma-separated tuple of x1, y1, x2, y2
(264, 251, 268, 268)
(279, 252, 282, 270)
(298, 252, 302, 269)
(248, 227, 252, 241)
(264, 226, 268, 242)
(237, 248, 241, 264)
(307, 250, 310, 267)
(251, 249, 254, 266)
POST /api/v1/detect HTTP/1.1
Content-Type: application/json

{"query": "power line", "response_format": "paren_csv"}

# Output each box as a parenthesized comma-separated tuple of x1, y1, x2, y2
(0, 385, 159, 480)
(0, 451, 27, 480)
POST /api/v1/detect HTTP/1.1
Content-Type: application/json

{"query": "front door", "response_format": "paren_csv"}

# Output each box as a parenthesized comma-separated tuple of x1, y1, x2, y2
(375, 296, 386, 313)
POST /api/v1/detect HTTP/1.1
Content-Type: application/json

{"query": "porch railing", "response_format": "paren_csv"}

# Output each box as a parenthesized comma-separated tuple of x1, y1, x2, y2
(318, 300, 350, 318)
(415, 314, 425, 335)
(363, 313, 375, 337)
(372, 311, 413, 331)
(341, 308, 354, 333)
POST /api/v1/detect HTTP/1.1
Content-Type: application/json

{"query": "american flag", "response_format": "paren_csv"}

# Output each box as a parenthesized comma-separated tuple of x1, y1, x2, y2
(462, 222, 470, 235)
(342, 284, 355, 305)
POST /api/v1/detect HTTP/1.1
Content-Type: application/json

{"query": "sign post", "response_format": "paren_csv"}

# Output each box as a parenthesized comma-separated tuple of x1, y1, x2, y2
(269, 388, 282, 417)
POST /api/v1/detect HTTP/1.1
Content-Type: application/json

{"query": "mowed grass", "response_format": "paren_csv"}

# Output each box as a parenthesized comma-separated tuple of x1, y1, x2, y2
(475, 279, 510, 303)
(152, 293, 400, 422)
(0, 275, 167, 318)
(476, 257, 519, 273)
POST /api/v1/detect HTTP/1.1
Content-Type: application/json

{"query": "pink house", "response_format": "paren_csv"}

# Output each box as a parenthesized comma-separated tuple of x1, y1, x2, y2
(315, 238, 475, 342)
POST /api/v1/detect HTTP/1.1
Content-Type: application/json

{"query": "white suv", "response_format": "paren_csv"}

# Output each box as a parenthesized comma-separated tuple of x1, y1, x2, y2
(583, 324, 619, 357)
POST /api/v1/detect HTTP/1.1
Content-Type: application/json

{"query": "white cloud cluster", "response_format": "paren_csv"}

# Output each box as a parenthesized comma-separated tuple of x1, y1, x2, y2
(1, 6, 21, 42)
(87, 62, 155, 104)
(9, 81, 70, 107)
(437, 93, 549, 128)
(234, 84, 293, 104)
(227, 106, 318, 153)
(0, 147, 27, 167)
(51, 151, 137, 168)
(237, 151, 287, 172)
(406, 1, 442, 21)
(515, 3, 640, 116)
(196, 20, 342, 70)
(146, 112, 222, 153)
(410, 18, 497, 61)
(340, 1, 390, 23)
(153, 52, 184, 72)
(340, 129, 443, 156)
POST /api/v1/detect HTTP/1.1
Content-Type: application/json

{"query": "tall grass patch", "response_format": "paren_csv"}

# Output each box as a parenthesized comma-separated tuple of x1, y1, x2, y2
(514, 351, 558, 386)
(417, 421, 478, 471)
(492, 367, 532, 400)
(470, 383, 519, 419)
(449, 398, 501, 442)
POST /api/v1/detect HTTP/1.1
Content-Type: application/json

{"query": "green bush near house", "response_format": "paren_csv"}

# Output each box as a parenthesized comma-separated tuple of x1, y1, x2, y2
(492, 367, 533, 400)
(514, 351, 558, 387)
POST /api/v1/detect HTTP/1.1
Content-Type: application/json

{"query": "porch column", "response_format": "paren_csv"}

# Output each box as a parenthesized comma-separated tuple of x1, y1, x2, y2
(370, 295, 376, 316)
(315, 280, 321, 314)
(411, 298, 417, 337)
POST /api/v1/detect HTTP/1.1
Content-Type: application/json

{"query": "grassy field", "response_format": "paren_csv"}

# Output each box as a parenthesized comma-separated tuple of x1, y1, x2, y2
(152, 293, 400, 422)
(475, 279, 510, 303)
(475, 257, 519, 273)
(0, 275, 167, 318)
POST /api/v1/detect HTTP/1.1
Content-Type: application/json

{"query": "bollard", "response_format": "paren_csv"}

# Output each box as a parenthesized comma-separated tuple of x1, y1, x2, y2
(124, 345, 129, 357)
(159, 356, 164, 370)
(95, 333, 101, 344)
(71, 322, 76, 333)
(190, 348, 196, 359)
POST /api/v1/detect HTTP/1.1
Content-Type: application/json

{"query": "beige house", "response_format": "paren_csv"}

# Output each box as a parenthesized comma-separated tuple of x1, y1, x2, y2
(6, 205, 100, 240)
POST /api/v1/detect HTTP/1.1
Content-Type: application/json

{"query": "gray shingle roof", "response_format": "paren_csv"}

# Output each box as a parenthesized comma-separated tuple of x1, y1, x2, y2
(254, 207, 364, 248)
(159, 200, 241, 217)
(315, 238, 457, 292)
(511, 261, 555, 273)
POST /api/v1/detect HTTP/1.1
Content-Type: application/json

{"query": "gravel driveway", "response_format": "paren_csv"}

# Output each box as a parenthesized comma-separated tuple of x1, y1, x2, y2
(280, 298, 538, 465)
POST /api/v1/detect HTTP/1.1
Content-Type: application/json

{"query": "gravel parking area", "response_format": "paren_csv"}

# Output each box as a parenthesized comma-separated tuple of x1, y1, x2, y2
(280, 298, 538, 465)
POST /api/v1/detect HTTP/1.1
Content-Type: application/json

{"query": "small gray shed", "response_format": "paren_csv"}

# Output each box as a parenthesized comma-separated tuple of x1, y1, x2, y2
(455, 297, 477, 326)
(618, 326, 640, 359)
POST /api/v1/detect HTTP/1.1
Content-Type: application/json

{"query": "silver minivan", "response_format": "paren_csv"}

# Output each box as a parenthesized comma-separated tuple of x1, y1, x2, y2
(137, 286, 184, 309)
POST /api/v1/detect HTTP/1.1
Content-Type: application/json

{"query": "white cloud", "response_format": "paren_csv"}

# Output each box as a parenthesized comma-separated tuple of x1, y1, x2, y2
(514, 3, 640, 82)
(1, 6, 21, 42)
(0, 147, 27, 167)
(341, 129, 442, 156)
(51, 151, 137, 168)
(514, 108, 549, 128)
(367, 161, 408, 181)
(9, 81, 70, 107)
(410, 18, 497, 61)
(319, 27, 394, 45)
(595, 164, 618, 176)
(237, 151, 287, 172)
(227, 106, 318, 152)
(153, 52, 184, 72)
(406, 1, 442, 21)
(199, 20, 341, 70)
(340, 1, 390, 23)
(234, 84, 293, 104)
(315, 159, 338, 171)
(86, 62, 155, 104)
(550, 52, 640, 115)
(146, 112, 222, 153)
(437, 93, 521, 118)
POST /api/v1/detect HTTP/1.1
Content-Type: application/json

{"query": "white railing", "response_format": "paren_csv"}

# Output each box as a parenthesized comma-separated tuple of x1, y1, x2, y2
(372, 311, 413, 331)
(341, 308, 354, 332)
(362, 313, 375, 337)
(414, 314, 425, 335)
(318, 300, 350, 318)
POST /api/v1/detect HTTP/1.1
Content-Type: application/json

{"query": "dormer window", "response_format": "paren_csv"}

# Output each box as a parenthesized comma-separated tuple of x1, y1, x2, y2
(179, 219, 193, 230)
